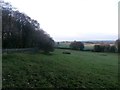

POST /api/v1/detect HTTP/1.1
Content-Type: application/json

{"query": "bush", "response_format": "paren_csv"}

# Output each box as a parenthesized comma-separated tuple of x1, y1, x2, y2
(94, 44, 116, 53)
(104, 45, 110, 52)
(94, 45, 101, 52)
(93, 44, 110, 52)
(109, 45, 116, 53)
(70, 41, 84, 51)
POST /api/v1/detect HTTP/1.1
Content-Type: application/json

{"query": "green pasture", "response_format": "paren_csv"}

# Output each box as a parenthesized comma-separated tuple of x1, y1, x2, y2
(2, 49, 118, 88)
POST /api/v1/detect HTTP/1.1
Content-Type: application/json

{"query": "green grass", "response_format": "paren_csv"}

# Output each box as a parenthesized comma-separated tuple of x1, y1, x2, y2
(2, 49, 118, 88)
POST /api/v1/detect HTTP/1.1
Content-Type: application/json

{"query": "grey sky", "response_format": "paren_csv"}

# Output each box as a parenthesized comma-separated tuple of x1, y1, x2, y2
(4, 0, 119, 41)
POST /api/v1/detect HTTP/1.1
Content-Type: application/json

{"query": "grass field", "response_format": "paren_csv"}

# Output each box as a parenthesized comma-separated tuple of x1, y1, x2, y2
(2, 49, 118, 88)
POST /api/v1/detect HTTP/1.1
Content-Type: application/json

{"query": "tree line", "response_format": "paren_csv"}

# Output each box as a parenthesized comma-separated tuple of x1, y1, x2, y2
(57, 40, 120, 53)
(1, 1, 55, 53)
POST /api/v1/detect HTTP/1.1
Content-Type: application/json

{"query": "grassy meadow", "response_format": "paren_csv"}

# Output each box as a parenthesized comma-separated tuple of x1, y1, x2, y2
(2, 49, 118, 88)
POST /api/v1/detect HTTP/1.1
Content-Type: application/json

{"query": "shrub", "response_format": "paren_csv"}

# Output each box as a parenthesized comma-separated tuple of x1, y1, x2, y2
(109, 45, 116, 53)
(104, 45, 110, 52)
(70, 41, 84, 51)
(94, 44, 111, 52)
(94, 45, 101, 52)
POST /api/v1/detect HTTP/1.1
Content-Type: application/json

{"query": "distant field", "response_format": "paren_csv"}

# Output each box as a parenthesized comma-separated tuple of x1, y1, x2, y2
(56, 42, 70, 48)
(84, 44, 94, 50)
(2, 49, 118, 88)
(56, 42, 94, 50)
(56, 42, 115, 51)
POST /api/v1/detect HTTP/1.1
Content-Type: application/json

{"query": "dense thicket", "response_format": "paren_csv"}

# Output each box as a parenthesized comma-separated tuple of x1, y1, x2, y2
(1, 1, 55, 52)
(70, 41, 84, 51)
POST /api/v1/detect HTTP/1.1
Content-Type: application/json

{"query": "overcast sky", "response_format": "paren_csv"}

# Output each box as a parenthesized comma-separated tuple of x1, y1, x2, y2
(4, 0, 119, 41)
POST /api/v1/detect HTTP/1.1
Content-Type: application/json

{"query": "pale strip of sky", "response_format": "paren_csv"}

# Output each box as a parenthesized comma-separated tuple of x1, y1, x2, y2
(4, 0, 119, 41)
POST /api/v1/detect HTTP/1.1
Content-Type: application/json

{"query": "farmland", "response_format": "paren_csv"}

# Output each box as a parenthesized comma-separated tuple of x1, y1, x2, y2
(55, 40, 115, 50)
(2, 49, 118, 88)
(56, 41, 94, 50)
